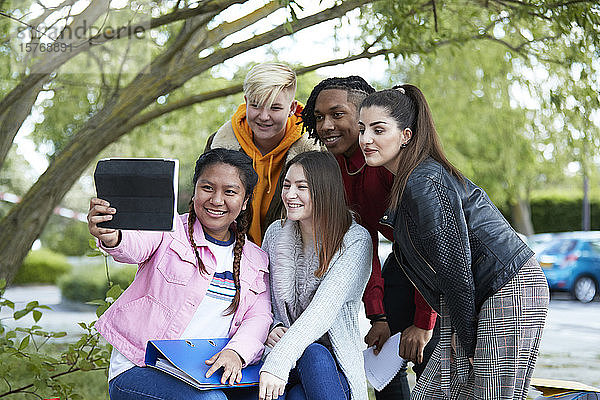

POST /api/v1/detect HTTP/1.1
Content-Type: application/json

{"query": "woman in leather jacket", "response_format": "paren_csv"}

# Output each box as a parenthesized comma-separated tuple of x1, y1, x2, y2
(357, 85, 549, 400)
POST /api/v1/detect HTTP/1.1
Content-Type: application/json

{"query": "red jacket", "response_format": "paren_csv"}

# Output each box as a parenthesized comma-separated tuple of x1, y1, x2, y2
(336, 150, 436, 329)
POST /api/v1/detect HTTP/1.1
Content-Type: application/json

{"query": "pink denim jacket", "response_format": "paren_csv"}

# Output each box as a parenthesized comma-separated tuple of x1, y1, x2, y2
(95, 214, 272, 367)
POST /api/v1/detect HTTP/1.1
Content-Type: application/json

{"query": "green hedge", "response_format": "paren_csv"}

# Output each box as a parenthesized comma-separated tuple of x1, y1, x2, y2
(58, 266, 136, 303)
(530, 196, 600, 233)
(40, 217, 92, 257)
(12, 248, 72, 285)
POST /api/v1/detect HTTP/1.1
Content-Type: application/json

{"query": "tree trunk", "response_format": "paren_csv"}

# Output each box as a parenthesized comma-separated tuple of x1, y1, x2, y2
(0, 76, 49, 172)
(0, 0, 111, 171)
(0, 65, 183, 283)
(582, 173, 590, 231)
(511, 196, 534, 236)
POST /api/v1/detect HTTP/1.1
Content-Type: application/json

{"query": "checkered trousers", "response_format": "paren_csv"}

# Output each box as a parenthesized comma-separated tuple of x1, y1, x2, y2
(411, 257, 549, 400)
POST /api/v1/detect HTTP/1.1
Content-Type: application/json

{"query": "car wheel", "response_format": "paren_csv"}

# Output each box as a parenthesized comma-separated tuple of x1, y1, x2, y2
(572, 276, 597, 303)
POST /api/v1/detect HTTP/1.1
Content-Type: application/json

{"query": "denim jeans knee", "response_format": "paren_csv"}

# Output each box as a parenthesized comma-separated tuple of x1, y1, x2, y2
(108, 367, 254, 400)
(287, 343, 349, 400)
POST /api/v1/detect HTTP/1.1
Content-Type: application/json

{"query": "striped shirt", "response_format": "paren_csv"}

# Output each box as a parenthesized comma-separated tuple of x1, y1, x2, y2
(181, 231, 236, 339)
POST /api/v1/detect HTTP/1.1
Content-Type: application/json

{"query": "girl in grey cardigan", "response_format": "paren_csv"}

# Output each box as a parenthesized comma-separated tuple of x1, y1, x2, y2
(258, 151, 372, 400)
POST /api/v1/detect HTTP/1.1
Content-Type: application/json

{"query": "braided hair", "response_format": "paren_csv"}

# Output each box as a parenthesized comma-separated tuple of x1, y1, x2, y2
(301, 76, 375, 141)
(188, 148, 258, 315)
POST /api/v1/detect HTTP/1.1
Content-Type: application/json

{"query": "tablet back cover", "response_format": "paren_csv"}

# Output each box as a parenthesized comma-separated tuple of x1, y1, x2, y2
(94, 158, 178, 231)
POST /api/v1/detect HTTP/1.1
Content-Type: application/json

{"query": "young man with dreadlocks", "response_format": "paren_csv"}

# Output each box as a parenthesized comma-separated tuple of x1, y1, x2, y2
(302, 76, 438, 398)
(205, 62, 322, 246)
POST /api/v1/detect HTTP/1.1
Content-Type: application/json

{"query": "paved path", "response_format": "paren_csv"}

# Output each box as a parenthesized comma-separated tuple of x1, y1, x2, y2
(1, 285, 97, 337)
(533, 295, 600, 389)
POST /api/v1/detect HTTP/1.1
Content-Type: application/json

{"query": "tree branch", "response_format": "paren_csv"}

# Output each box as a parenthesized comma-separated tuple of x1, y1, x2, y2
(432, 0, 439, 32)
(122, 48, 390, 132)
(0, 366, 105, 397)
(492, 0, 595, 8)
(0, 0, 244, 118)
(179, 0, 373, 78)
(0, 0, 110, 116)
(198, 0, 286, 51)
(149, 0, 245, 29)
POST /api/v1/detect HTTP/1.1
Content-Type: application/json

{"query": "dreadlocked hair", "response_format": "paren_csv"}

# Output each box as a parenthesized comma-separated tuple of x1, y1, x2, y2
(188, 148, 259, 314)
(302, 76, 375, 141)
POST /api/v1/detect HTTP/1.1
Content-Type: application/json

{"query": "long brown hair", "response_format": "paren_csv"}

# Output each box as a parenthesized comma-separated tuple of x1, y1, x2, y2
(187, 149, 258, 314)
(281, 151, 352, 278)
(359, 84, 463, 209)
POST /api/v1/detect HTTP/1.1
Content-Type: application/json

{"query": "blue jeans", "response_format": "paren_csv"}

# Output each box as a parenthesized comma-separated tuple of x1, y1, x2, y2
(281, 342, 350, 400)
(374, 367, 410, 400)
(109, 366, 258, 400)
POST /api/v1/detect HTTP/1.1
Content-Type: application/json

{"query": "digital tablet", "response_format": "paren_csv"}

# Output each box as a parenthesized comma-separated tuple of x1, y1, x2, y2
(94, 158, 179, 231)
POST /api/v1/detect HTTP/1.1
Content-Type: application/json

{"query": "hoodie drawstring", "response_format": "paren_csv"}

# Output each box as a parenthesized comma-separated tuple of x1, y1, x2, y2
(266, 154, 273, 194)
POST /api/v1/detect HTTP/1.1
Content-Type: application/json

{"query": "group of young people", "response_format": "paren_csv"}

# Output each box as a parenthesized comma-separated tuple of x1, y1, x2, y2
(87, 62, 550, 400)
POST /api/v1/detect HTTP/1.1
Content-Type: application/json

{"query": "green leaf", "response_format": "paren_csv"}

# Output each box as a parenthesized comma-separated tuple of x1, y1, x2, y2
(33, 310, 42, 322)
(18, 336, 30, 350)
(1, 299, 15, 309)
(106, 284, 123, 299)
(6, 330, 16, 339)
(78, 359, 94, 371)
(26, 300, 39, 309)
(284, 20, 293, 34)
(96, 304, 109, 318)
(13, 309, 28, 320)
(85, 299, 106, 306)
(52, 331, 67, 338)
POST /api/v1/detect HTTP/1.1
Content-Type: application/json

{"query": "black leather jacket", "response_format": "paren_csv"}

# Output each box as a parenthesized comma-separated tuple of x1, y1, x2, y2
(381, 158, 533, 357)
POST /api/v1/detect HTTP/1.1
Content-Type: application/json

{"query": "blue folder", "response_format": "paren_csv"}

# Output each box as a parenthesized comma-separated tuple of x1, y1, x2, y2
(145, 338, 262, 390)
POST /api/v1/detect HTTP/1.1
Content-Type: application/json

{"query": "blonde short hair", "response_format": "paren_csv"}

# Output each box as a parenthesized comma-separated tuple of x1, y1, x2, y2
(243, 63, 297, 108)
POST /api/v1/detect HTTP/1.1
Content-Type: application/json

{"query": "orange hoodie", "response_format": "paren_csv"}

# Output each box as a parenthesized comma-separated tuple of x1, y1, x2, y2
(231, 102, 304, 245)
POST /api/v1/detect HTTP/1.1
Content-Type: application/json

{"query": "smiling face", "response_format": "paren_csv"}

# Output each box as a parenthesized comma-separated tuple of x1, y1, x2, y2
(245, 88, 297, 148)
(193, 163, 249, 241)
(359, 105, 411, 173)
(281, 163, 313, 228)
(314, 89, 360, 157)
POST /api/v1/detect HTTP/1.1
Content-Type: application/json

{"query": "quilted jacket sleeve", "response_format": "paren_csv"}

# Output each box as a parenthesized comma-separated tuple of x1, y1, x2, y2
(403, 173, 477, 357)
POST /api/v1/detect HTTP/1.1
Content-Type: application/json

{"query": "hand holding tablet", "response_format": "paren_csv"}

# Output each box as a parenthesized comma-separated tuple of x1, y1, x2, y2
(93, 158, 179, 231)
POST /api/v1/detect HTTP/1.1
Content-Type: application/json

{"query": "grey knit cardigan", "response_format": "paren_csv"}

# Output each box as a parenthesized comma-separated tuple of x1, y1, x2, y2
(260, 219, 372, 400)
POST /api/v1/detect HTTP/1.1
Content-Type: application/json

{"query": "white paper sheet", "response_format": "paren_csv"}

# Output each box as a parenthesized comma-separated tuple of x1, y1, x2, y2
(363, 332, 407, 391)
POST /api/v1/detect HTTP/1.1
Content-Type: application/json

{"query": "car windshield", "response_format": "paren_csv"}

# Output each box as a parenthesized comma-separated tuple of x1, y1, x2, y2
(542, 239, 578, 255)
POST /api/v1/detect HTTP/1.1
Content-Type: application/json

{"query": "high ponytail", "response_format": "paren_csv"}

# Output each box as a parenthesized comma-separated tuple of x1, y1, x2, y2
(359, 84, 463, 210)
